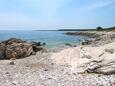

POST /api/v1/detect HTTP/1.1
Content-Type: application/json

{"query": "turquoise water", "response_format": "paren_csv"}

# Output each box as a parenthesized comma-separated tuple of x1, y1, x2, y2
(0, 31, 89, 48)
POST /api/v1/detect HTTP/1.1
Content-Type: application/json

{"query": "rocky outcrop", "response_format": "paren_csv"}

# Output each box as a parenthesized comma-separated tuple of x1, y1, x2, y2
(0, 43, 6, 60)
(51, 41, 115, 75)
(65, 31, 115, 46)
(0, 38, 45, 60)
(5, 43, 33, 59)
(65, 43, 76, 47)
(65, 31, 100, 38)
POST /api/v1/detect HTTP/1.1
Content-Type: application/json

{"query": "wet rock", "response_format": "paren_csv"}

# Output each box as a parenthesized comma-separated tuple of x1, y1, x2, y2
(65, 43, 76, 47)
(32, 45, 43, 52)
(42, 43, 46, 46)
(65, 43, 73, 46)
(31, 41, 42, 46)
(31, 41, 46, 52)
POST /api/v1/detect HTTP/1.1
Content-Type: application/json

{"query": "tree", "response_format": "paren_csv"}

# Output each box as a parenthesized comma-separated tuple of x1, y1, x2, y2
(96, 27, 103, 31)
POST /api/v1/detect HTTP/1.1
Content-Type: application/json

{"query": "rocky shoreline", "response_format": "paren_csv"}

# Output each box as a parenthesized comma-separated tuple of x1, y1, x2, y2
(65, 31, 115, 46)
(0, 32, 115, 86)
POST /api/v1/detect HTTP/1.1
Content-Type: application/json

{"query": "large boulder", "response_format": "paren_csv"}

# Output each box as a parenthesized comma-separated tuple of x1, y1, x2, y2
(0, 43, 6, 60)
(5, 43, 34, 59)
(0, 38, 45, 60)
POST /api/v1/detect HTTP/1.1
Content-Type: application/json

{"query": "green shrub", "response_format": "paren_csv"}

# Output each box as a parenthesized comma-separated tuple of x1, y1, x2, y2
(96, 27, 103, 31)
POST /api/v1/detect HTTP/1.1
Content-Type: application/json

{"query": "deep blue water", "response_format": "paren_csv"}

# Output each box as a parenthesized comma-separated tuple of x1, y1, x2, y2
(0, 31, 89, 48)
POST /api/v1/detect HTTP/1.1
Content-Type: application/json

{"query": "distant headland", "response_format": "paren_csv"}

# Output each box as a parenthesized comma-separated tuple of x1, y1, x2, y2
(58, 26, 115, 31)
(36, 26, 115, 31)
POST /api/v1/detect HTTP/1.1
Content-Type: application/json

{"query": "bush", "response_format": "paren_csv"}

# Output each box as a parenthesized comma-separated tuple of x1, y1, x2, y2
(96, 27, 103, 31)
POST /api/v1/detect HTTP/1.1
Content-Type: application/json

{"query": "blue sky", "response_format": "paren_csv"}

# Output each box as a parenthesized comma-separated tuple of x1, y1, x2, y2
(0, 0, 115, 30)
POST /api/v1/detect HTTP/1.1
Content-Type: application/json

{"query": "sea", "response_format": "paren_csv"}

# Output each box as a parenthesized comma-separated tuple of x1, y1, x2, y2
(0, 30, 89, 49)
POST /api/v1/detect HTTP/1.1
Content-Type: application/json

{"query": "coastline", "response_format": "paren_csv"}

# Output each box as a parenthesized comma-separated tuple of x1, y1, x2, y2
(65, 31, 115, 46)
(0, 31, 115, 85)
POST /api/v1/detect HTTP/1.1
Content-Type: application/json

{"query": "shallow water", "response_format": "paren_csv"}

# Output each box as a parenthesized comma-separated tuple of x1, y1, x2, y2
(0, 30, 89, 48)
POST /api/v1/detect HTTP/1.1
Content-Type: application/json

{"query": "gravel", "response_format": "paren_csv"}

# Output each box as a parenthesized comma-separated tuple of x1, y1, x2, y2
(0, 52, 115, 86)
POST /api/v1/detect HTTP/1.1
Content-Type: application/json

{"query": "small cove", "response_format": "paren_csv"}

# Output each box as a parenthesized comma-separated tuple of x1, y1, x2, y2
(0, 30, 89, 49)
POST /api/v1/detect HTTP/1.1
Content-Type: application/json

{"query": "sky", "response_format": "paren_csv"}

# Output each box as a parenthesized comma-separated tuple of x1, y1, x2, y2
(0, 0, 115, 30)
